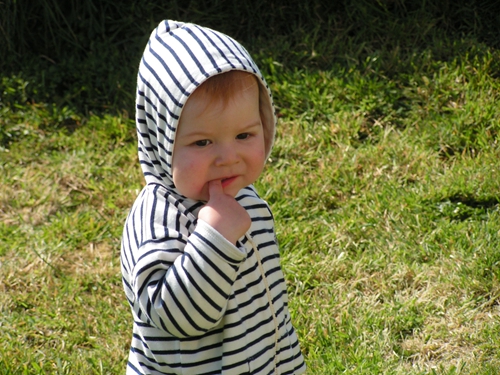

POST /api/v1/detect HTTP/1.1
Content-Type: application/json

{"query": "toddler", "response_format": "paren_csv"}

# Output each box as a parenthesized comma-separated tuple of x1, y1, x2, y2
(121, 20, 306, 375)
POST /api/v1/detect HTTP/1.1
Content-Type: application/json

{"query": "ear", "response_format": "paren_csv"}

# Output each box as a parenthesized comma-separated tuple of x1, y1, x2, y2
(257, 81, 276, 159)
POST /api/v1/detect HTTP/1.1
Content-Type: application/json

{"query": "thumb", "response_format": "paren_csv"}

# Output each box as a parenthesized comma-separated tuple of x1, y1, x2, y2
(207, 179, 223, 200)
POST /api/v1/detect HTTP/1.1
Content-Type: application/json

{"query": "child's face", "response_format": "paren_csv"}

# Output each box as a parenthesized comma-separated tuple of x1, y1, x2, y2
(172, 82, 266, 201)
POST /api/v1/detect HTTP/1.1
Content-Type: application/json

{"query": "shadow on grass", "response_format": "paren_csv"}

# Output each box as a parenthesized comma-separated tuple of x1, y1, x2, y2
(0, 0, 499, 117)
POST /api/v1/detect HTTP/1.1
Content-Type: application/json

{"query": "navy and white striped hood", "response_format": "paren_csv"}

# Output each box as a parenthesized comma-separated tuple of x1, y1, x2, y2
(136, 20, 276, 195)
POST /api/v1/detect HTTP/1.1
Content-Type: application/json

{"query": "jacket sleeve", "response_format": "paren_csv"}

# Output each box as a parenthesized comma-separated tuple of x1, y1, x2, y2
(122, 187, 247, 338)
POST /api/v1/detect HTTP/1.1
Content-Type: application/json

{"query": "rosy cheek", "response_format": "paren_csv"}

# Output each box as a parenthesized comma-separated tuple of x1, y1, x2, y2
(187, 161, 207, 190)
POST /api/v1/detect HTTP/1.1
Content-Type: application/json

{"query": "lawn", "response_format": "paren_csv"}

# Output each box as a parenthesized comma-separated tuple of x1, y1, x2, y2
(1, 3, 500, 374)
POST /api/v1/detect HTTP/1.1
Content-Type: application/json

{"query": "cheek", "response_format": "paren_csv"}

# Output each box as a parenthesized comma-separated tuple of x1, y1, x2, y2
(248, 145, 266, 176)
(173, 154, 193, 185)
(173, 156, 208, 195)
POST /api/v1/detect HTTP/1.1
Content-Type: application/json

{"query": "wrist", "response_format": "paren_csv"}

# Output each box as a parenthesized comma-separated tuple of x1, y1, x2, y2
(195, 220, 247, 259)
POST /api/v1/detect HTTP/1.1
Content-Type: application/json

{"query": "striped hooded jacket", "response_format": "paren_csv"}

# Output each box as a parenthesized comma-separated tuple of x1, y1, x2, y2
(121, 20, 306, 375)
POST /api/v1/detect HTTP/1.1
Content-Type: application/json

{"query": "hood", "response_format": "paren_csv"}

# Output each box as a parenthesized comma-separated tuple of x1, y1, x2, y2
(135, 19, 276, 196)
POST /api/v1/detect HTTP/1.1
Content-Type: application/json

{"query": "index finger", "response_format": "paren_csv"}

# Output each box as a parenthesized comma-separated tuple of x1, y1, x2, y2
(207, 179, 223, 199)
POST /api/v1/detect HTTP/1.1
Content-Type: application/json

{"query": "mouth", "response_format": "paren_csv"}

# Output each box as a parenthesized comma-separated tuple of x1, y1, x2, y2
(221, 176, 237, 188)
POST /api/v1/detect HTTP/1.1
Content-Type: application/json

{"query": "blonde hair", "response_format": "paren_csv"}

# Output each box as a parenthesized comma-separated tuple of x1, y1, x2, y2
(193, 71, 257, 107)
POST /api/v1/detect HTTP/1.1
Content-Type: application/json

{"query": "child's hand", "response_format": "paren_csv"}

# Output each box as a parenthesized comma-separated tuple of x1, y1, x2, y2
(198, 180, 251, 245)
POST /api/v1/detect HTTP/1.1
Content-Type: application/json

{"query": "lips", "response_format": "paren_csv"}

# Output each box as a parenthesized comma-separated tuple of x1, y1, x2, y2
(221, 176, 237, 188)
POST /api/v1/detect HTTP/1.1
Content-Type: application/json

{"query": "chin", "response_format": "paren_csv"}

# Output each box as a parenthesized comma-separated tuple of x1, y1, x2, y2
(226, 185, 244, 197)
(182, 191, 208, 202)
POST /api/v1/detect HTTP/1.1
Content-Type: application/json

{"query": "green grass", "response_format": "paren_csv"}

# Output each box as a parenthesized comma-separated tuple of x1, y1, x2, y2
(0, 113, 139, 374)
(2, 12, 500, 374)
(260, 47, 500, 374)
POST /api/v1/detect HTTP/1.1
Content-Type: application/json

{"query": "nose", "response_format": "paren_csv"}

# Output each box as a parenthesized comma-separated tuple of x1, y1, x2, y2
(214, 142, 239, 166)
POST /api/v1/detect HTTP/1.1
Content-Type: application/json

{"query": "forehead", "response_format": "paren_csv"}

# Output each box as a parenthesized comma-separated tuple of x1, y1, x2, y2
(177, 80, 260, 134)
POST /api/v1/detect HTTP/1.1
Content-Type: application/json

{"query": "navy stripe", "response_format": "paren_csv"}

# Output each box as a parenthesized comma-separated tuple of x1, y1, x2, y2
(142, 58, 183, 108)
(194, 25, 236, 70)
(172, 33, 210, 78)
(126, 361, 142, 374)
(158, 34, 202, 86)
(209, 28, 249, 71)
(150, 185, 159, 238)
(152, 340, 222, 355)
(190, 240, 234, 285)
(135, 261, 165, 297)
(141, 90, 177, 129)
(182, 250, 229, 299)
(150, 39, 193, 95)
(186, 28, 223, 73)
(172, 265, 219, 324)
(251, 215, 273, 223)
(226, 288, 266, 313)
(180, 260, 222, 312)
(138, 72, 179, 124)
(192, 231, 242, 265)
(163, 276, 207, 334)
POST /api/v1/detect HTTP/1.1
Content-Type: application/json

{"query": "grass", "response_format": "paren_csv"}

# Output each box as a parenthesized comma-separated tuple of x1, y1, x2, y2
(261, 48, 500, 374)
(0, 115, 139, 374)
(1, 8, 500, 374)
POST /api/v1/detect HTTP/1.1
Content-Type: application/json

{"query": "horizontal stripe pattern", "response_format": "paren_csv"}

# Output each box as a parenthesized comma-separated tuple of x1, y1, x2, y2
(122, 19, 305, 375)
(122, 185, 305, 374)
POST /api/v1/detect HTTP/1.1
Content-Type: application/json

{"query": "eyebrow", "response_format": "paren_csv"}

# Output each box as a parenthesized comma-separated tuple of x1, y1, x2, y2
(181, 120, 262, 139)
(238, 120, 262, 132)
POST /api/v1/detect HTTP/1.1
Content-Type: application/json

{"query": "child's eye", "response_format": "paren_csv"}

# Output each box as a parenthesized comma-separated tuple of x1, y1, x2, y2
(236, 133, 250, 140)
(194, 139, 211, 147)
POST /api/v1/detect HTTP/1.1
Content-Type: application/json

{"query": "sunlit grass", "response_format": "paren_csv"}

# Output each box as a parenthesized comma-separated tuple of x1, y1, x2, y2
(1, 28, 500, 375)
